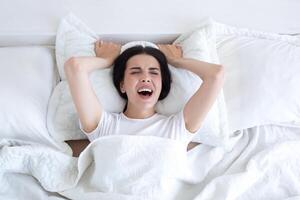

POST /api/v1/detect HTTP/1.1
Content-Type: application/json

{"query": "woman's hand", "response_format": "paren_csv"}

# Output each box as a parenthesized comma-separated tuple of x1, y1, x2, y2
(157, 44, 183, 65)
(94, 40, 121, 66)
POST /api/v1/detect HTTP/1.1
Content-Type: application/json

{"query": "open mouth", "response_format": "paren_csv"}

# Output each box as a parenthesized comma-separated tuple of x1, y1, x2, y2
(137, 88, 153, 97)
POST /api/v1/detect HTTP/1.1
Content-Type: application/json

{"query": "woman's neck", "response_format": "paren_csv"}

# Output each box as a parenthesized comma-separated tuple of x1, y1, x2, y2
(123, 104, 156, 119)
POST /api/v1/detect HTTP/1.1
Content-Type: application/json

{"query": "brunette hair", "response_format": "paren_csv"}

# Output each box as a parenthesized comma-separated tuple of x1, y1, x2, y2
(112, 46, 172, 111)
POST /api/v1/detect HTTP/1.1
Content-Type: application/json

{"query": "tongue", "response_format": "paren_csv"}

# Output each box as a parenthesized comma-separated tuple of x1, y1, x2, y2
(138, 92, 151, 98)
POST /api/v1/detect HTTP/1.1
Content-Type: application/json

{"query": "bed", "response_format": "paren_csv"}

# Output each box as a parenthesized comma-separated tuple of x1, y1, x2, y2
(1, 1, 300, 200)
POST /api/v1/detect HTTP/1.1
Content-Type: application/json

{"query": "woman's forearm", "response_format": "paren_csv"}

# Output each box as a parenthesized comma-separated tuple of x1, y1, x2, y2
(65, 56, 112, 75)
(169, 58, 223, 80)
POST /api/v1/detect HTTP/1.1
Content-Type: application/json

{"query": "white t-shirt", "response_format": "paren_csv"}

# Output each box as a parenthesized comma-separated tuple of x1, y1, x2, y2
(79, 110, 195, 146)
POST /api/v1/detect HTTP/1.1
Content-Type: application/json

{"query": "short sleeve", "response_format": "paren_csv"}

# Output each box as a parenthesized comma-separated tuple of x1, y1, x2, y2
(78, 110, 116, 141)
(169, 109, 195, 144)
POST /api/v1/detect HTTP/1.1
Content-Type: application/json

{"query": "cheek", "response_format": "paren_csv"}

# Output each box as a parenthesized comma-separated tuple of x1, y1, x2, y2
(123, 75, 137, 90)
(154, 76, 162, 90)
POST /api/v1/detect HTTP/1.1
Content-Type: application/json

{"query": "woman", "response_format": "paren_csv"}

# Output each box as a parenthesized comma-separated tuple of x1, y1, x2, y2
(65, 40, 224, 157)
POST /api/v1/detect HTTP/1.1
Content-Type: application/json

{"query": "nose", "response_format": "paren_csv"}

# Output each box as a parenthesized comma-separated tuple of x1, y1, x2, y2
(141, 79, 150, 83)
(140, 74, 151, 83)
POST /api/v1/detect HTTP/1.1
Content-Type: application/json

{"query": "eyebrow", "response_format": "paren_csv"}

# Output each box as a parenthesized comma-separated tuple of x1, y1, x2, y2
(149, 67, 160, 71)
(129, 67, 160, 71)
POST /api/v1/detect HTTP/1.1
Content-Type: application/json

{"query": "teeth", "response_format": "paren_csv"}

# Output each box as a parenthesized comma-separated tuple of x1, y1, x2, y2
(138, 88, 152, 93)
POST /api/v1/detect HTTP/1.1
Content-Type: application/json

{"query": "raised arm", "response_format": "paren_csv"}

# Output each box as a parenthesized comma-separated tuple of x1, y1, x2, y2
(64, 41, 121, 133)
(158, 44, 224, 133)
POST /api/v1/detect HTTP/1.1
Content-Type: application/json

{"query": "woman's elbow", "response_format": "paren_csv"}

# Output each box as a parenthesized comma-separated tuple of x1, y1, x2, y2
(64, 57, 82, 74)
(214, 64, 225, 79)
(208, 64, 225, 81)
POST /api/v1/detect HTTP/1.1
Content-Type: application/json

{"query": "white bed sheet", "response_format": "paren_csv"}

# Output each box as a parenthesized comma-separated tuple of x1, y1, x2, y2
(1, 123, 300, 200)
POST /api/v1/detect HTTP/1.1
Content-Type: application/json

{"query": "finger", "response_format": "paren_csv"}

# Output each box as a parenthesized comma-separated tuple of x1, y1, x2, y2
(97, 40, 104, 46)
(94, 41, 98, 50)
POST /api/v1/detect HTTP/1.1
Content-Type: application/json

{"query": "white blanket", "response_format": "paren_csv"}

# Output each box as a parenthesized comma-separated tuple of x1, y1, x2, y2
(1, 125, 300, 200)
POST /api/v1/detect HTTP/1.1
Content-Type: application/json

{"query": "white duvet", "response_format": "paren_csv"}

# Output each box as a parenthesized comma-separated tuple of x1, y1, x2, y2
(1, 124, 300, 200)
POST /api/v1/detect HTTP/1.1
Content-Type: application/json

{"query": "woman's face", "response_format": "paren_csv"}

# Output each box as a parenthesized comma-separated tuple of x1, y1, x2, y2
(120, 54, 162, 110)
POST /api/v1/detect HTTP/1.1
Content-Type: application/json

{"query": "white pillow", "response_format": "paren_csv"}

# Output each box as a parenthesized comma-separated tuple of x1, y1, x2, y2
(161, 23, 229, 146)
(215, 22, 300, 132)
(121, 40, 159, 53)
(55, 14, 98, 81)
(49, 14, 229, 146)
(0, 46, 64, 149)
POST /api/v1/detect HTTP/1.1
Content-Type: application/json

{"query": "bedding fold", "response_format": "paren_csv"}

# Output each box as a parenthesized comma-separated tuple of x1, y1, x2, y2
(1, 125, 300, 200)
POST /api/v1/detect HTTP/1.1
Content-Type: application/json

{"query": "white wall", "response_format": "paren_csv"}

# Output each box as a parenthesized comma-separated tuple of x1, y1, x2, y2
(0, 0, 299, 46)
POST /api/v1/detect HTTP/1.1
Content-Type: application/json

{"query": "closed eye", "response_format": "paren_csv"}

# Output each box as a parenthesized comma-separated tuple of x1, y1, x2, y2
(130, 71, 159, 75)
